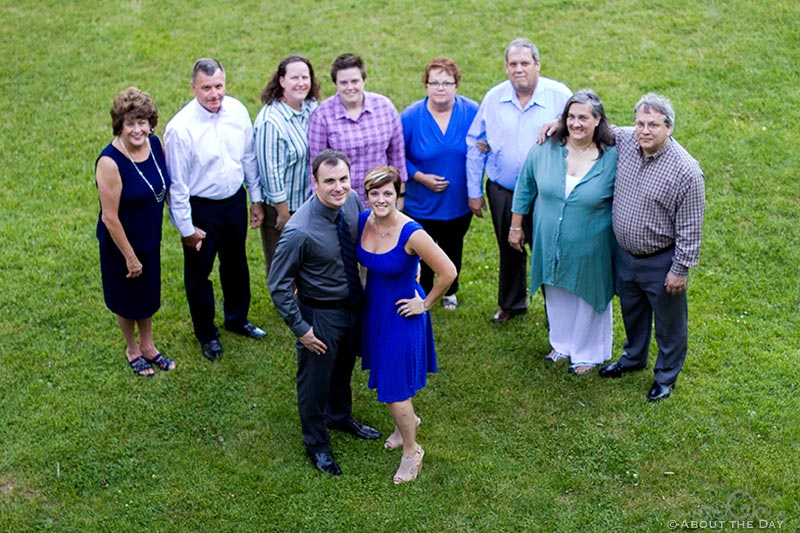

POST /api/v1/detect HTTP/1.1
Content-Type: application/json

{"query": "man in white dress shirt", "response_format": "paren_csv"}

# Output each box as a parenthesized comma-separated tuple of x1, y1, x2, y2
(165, 57, 267, 362)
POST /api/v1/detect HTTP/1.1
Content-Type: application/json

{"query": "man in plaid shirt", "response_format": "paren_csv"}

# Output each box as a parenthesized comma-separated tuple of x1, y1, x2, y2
(598, 93, 705, 402)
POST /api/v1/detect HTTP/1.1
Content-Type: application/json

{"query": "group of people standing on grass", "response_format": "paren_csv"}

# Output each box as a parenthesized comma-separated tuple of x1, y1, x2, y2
(94, 36, 704, 483)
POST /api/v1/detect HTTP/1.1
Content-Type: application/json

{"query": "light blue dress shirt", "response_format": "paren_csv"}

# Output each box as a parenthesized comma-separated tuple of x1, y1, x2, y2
(466, 78, 572, 197)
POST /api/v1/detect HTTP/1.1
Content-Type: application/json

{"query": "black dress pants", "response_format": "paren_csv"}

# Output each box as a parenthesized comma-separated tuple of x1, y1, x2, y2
(486, 180, 530, 312)
(296, 304, 359, 453)
(184, 187, 251, 342)
(416, 212, 472, 297)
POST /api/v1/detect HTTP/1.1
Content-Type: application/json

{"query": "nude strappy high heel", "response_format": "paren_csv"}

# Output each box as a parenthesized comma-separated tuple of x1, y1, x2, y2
(384, 416, 421, 450)
(393, 444, 424, 484)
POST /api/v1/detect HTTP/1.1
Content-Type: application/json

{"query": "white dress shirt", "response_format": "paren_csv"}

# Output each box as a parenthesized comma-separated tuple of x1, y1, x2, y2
(165, 96, 262, 237)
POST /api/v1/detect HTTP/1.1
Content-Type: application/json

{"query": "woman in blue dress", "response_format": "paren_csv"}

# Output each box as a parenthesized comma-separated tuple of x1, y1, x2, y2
(357, 166, 456, 484)
(401, 57, 478, 310)
(96, 87, 174, 377)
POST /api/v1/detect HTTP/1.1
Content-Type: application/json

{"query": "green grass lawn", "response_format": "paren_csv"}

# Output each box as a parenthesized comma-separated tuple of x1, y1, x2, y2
(1, 1, 799, 531)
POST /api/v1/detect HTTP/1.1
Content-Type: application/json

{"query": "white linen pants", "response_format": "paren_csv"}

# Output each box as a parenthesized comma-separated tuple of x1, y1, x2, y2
(545, 285, 612, 365)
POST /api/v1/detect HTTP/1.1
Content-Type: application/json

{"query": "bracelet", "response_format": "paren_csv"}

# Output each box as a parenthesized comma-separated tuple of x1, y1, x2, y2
(398, 191, 406, 198)
(509, 227, 522, 231)
(420, 300, 426, 314)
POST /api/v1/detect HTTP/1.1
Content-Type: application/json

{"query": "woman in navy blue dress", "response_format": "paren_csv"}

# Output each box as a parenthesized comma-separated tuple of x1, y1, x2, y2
(357, 166, 456, 484)
(96, 87, 174, 376)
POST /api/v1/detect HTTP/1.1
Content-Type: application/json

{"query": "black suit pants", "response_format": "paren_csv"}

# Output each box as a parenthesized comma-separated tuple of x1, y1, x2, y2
(486, 180, 530, 312)
(184, 187, 251, 342)
(296, 304, 360, 453)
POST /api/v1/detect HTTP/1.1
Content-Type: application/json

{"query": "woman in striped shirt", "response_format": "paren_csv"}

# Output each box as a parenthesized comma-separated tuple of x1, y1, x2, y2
(254, 55, 321, 278)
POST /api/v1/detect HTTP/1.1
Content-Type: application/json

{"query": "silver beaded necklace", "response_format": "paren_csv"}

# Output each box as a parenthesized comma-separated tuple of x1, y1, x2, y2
(117, 136, 167, 203)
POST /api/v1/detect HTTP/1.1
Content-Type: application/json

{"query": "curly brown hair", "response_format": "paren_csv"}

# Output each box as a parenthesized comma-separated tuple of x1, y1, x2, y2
(260, 55, 321, 105)
(110, 87, 158, 136)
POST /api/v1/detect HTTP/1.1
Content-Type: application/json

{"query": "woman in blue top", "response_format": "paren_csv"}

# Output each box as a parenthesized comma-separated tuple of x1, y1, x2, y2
(357, 166, 456, 484)
(401, 57, 478, 310)
(96, 87, 174, 377)
(509, 90, 617, 375)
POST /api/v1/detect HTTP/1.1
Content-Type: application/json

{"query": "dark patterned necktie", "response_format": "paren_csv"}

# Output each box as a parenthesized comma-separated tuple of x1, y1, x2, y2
(336, 210, 363, 306)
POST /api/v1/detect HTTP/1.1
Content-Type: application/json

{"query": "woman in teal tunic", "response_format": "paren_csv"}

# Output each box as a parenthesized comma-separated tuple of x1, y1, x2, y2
(509, 90, 617, 374)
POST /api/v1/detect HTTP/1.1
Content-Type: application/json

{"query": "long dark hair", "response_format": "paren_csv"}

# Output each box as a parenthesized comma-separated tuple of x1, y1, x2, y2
(260, 55, 320, 105)
(552, 89, 615, 157)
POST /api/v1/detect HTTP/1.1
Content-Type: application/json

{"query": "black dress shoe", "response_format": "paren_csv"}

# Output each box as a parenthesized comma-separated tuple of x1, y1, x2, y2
(328, 419, 381, 440)
(491, 309, 526, 325)
(307, 450, 342, 477)
(201, 339, 223, 362)
(647, 381, 673, 402)
(225, 321, 267, 340)
(598, 360, 646, 378)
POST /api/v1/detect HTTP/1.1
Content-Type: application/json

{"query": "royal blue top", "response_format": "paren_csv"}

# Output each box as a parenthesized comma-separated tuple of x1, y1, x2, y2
(401, 95, 479, 221)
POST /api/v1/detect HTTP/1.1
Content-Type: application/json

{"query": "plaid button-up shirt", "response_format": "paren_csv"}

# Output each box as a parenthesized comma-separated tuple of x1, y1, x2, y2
(308, 91, 407, 204)
(612, 127, 705, 277)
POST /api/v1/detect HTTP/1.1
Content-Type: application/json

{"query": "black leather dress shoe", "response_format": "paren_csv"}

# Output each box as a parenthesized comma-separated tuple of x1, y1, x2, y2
(225, 321, 267, 340)
(491, 309, 526, 325)
(647, 381, 673, 402)
(201, 339, 223, 362)
(598, 360, 646, 378)
(307, 450, 342, 477)
(328, 419, 381, 440)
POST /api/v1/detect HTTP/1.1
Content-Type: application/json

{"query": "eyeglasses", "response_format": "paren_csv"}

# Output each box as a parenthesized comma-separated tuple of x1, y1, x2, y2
(426, 81, 456, 89)
(635, 121, 666, 132)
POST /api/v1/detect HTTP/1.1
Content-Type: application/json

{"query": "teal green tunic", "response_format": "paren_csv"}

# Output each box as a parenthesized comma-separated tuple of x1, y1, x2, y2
(511, 141, 617, 313)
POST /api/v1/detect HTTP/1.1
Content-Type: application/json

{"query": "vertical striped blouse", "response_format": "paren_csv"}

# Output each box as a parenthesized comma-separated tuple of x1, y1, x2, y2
(254, 99, 318, 212)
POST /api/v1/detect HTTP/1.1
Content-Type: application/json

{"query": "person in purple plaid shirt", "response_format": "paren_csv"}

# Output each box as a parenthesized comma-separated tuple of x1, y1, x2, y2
(598, 93, 705, 403)
(308, 53, 407, 205)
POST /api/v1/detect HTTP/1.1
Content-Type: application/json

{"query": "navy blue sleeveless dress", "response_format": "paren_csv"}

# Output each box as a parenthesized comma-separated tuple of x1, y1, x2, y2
(96, 135, 170, 319)
(356, 211, 437, 403)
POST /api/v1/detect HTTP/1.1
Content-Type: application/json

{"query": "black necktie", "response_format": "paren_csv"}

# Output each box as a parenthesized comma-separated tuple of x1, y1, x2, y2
(336, 210, 363, 306)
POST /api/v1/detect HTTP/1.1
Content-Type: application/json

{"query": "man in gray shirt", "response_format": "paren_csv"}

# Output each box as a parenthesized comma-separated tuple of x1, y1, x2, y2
(269, 149, 380, 477)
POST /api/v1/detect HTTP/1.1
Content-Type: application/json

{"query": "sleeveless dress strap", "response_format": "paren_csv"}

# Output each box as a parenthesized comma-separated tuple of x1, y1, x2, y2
(398, 220, 423, 247)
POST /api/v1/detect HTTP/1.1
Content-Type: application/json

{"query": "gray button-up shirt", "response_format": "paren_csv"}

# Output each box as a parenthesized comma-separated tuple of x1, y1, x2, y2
(612, 127, 705, 277)
(268, 191, 361, 337)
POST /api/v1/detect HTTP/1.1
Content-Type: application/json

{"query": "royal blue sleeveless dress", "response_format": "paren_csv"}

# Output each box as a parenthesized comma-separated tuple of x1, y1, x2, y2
(356, 211, 437, 403)
(96, 135, 170, 319)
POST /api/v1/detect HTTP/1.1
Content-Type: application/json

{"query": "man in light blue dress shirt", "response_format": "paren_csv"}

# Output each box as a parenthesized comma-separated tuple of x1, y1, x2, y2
(466, 38, 571, 324)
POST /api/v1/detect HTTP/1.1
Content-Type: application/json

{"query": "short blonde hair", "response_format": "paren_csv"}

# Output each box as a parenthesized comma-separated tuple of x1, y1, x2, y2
(364, 166, 401, 196)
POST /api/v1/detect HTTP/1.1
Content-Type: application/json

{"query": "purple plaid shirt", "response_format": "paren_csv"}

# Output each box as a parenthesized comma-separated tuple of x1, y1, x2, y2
(308, 91, 407, 204)
(612, 127, 705, 277)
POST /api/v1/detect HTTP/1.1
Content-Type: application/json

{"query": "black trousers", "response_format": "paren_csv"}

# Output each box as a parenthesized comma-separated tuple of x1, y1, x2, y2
(616, 245, 688, 385)
(296, 303, 360, 453)
(184, 187, 251, 342)
(416, 212, 472, 296)
(486, 180, 531, 312)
